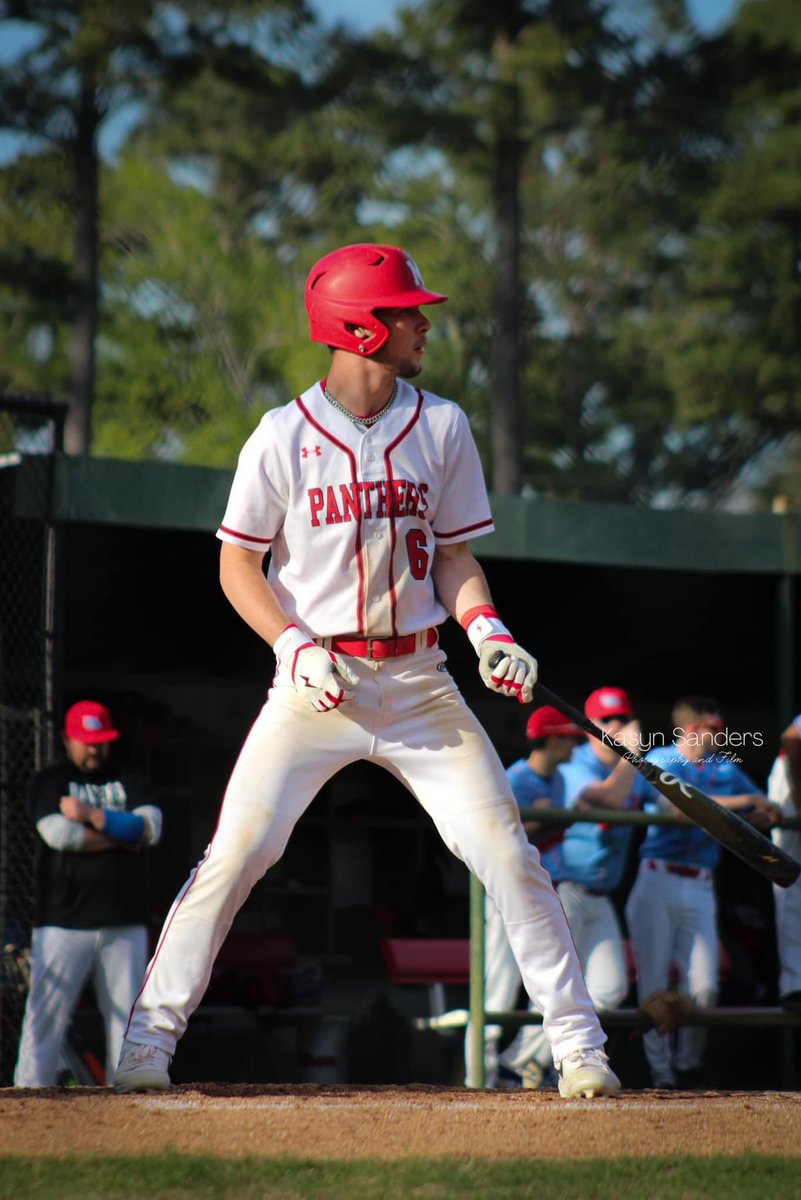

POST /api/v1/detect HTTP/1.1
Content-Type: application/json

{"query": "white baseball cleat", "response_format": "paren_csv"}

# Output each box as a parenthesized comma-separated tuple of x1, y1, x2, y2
(113, 1039, 172, 1093)
(556, 1048, 621, 1099)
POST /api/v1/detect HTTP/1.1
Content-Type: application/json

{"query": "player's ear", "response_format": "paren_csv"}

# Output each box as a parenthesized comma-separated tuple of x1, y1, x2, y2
(344, 323, 374, 345)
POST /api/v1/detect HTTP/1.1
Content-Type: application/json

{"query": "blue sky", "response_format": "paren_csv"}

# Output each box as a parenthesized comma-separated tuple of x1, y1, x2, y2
(0, 0, 740, 61)
(0, 0, 741, 52)
(312, 0, 737, 34)
(0, 0, 740, 162)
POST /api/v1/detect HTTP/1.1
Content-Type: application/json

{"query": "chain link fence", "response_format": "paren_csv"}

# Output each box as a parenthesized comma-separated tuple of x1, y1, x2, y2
(0, 393, 66, 1084)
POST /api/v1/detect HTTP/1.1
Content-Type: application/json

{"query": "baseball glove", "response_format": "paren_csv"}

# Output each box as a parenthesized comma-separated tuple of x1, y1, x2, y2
(639, 990, 699, 1035)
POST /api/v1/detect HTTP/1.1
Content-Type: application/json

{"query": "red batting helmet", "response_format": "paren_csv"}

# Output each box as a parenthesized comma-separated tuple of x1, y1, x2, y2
(305, 243, 447, 356)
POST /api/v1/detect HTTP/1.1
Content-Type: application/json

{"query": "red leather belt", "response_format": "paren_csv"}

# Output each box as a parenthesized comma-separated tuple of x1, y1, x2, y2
(647, 859, 705, 879)
(325, 628, 438, 660)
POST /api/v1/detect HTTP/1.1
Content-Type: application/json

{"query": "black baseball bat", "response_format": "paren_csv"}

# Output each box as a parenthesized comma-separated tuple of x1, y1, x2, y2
(486, 653, 800, 888)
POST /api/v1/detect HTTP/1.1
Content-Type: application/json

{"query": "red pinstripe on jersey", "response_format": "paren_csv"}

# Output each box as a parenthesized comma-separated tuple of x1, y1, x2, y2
(218, 525, 273, 545)
(295, 394, 367, 632)
(382, 389, 425, 638)
(433, 517, 494, 540)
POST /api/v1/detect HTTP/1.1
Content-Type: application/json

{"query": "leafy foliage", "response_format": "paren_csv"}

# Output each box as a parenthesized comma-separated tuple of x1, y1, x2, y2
(1, 0, 800, 508)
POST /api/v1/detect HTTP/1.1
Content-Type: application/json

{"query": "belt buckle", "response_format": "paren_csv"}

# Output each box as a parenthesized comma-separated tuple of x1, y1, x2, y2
(367, 638, 389, 660)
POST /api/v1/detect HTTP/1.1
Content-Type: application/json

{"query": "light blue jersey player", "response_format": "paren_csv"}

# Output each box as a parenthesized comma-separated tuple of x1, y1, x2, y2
(501, 687, 647, 1083)
(466, 705, 585, 1087)
(625, 694, 776, 1089)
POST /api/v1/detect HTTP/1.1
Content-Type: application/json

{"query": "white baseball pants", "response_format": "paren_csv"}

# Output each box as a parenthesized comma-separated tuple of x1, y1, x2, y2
(768, 757, 801, 997)
(125, 648, 604, 1069)
(774, 874, 801, 997)
(495, 880, 629, 1077)
(625, 862, 718, 1084)
(14, 924, 148, 1086)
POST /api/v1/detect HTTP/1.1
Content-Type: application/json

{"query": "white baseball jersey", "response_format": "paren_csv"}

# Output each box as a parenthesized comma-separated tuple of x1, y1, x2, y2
(216, 380, 494, 637)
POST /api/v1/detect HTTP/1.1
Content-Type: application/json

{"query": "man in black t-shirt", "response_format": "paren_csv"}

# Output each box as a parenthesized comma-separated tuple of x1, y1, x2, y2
(14, 700, 162, 1087)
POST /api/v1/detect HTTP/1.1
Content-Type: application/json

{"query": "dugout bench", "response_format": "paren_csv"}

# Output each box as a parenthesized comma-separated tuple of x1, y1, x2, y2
(380, 938, 471, 1017)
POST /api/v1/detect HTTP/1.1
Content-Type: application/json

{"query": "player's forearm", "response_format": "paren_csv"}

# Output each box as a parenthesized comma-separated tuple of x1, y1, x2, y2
(578, 764, 638, 810)
(434, 540, 538, 703)
(712, 793, 768, 810)
(579, 726, 642, 808)
(431, 542, 493, 621)
(38, 814, 120, 852)
(81, 828, 121, 852)
(60, 797, 150, 847)
(220, 542, 292, 646)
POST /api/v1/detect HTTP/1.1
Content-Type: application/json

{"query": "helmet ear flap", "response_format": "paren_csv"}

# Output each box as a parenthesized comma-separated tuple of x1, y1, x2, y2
(341, 312, 390, 356)
(305, 243, 446, 356)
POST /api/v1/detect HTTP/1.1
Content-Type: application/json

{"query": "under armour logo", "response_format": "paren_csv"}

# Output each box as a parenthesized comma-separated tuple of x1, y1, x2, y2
(301, 446, 322, 459)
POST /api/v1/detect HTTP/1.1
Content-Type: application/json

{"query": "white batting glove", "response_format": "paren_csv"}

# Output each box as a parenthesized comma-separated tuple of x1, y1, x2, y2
(478, 639, 538, 704)
(461, 606, 538, 705)
(292, 645, 359, 713)
(274, 625, 359, 713)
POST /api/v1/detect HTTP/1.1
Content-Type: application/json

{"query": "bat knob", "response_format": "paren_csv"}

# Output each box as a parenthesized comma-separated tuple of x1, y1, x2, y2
(488, 650, 505, 669)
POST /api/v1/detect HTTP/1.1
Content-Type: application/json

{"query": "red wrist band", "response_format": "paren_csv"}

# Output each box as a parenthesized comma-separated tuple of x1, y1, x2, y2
(460, 604, 500, 631)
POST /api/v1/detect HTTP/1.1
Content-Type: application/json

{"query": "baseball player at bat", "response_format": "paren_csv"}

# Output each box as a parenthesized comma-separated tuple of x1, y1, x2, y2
(625, 694, 780, 1089)
(114, 242, 619, 1099)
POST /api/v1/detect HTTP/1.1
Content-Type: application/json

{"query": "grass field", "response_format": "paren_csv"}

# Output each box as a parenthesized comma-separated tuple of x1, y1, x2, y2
(2, 1156, 801, 1199)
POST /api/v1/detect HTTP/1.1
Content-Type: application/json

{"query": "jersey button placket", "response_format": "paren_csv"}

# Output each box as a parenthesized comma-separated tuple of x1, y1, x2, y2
(360, 432, 390, 634)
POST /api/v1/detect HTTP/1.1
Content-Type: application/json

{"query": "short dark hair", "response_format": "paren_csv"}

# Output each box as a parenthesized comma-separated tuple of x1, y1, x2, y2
(527, 736, 549, 750)
(672, 695, 723, 723)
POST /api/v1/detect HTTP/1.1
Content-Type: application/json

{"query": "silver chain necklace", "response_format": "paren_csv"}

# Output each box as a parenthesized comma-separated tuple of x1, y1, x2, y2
(323, 381, 397, 427)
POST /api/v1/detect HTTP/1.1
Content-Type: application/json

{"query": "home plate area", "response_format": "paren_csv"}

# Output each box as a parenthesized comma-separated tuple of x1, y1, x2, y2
(1, 1085, 801, 1160)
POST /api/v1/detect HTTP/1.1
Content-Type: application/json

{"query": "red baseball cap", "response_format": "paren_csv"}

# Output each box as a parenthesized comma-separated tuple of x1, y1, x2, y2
(584, 687, 634, 721)
(526, 705, 586, 740)
(63, 700, 119, 744)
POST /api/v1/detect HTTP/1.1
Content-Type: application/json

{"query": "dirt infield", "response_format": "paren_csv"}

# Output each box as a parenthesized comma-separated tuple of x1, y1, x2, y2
(1, 1085, 800, 1160)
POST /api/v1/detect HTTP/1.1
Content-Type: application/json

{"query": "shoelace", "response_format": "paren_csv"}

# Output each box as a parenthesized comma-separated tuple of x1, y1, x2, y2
(564, 1048, 608, 1068)
(129, 1045, 161, 1063)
